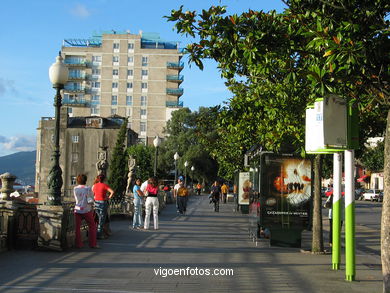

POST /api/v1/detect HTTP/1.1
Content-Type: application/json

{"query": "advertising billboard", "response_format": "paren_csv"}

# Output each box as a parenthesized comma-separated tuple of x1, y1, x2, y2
(238, 172, 250, 205)
(260, 154, 312, 230)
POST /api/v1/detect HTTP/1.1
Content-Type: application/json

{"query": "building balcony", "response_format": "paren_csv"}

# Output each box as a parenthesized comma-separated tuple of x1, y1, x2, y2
(62, 98, 89, 107)
(64, 60, 89, 67)
(167, 62, 184, 70)
(166, 88, 184, 96)
(166, 101, 183, 108)
(68, 73, 87, 81)
(64, 86, 86, 94)
(166, 75, 184, 83)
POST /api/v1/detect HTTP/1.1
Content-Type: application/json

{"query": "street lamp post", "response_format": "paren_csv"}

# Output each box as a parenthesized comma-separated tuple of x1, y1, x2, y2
(174, 152, 180, 183)
(191, 166, 195, 189)
(184, 161, 189, 187)
(47, 52, 68, 205)
(153, 136, 161, 176)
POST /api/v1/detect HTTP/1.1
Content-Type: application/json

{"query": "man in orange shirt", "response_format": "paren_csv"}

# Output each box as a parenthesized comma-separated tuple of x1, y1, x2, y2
(221, 183, 229, 204)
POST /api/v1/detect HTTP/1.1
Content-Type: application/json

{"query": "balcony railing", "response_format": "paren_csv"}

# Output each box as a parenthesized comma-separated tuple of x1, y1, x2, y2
(64, 86, 86, 93)
(167, 62, 184, 69)
(68, 73, 86, 80)
(64, 59, 89, 67)
(166, 75, 184, 83)
(166, 88, 184, 96)
(62, 98, 89, 107)
(166, 101, 184, 108)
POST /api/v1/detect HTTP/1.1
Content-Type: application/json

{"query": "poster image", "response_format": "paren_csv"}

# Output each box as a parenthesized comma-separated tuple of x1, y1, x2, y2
(272, 158, 312, 206)
(238, 172, 250, 205)
(261, 155, 312, 229)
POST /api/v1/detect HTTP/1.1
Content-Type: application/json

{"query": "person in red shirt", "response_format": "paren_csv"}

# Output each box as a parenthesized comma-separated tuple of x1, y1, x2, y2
(92, 174, 114, 239)
(144, 177, 159, 230)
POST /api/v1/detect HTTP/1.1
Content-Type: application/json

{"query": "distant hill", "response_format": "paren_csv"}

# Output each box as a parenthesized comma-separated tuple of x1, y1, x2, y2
(0, 151, 36, 185)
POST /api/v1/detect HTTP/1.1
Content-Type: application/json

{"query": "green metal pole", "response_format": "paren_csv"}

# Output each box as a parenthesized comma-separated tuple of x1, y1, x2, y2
(345, 150, 355, 281)
(332, 153, 342, 270)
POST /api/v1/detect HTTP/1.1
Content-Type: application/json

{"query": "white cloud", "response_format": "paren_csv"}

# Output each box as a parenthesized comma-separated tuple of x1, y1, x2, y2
(0, 135, 36, 155)
(70, 3, 91, 18)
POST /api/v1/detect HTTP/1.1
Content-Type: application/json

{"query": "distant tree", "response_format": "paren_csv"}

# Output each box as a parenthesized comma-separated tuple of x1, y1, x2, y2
(158, 107, 219, 184)
(127, 144, 154, 181)
(108, 118, 128, 199)
(361, 140, 385, 172)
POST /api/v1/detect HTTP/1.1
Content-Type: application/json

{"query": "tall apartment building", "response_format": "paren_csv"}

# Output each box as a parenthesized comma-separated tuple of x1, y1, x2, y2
(61, 31, 184, 144)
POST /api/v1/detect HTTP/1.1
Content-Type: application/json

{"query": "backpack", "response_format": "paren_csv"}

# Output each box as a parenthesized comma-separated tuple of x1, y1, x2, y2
(177, 186, 188, 197)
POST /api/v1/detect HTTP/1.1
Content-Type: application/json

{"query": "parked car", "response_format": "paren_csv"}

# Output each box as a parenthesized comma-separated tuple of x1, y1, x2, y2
(361, 189, 382, 202)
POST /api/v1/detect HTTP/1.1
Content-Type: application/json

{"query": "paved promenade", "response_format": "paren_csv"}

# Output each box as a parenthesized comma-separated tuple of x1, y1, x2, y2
(0, 195, 382, 293)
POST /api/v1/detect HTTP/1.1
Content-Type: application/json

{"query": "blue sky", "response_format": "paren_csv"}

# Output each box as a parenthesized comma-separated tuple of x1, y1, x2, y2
(0, 0, 286, 157)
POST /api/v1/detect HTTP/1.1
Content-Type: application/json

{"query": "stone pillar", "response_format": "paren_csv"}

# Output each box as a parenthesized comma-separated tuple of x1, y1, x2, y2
(37, 205, 71, 251)
(0, 172, 17, 201)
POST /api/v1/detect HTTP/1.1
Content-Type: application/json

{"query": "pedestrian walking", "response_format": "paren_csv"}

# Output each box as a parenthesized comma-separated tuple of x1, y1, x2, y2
(144, 177, 159, 230)
(132, 178, 144, 229)
(221, 182, 228, 203)
(324, 194, 344, 247)
(73, 174, 98, 248)
(92, 174, 114, 239)
(173, 176, 184, 213)
(210, 181, 221, 212)
(196, 183, 202, 195)
(177, 181, 189, 214)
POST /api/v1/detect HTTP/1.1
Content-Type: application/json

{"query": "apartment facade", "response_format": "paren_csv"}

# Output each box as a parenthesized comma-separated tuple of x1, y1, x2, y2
(61, 31, 184, 144)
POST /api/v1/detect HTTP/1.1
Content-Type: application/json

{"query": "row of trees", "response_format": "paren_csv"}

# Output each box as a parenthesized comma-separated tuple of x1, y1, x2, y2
(166, 0, 389, 291)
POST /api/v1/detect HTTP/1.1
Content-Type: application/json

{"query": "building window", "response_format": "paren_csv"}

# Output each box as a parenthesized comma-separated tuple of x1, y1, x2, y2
(67, 107, 73, 114)
(113, 56, 119, 63)
(71, 176, 77, 185)
(91, 95, 100, 103)
(111, 95, 118, 105)
(141, 82, 148, 89)
(126, 96, 133, 106)
(126, 107, 132, 117)
(113, 69, 119, 76)
(92, 81, 100, 88)
(112, 82, 118, 89)
(128, 43, 134, 50)
(127, 69, 133, 77)
(92, 68, 101, 76)
(127, 82, 133, 89)
(71, 135, 79, 143)
(111, 108, 117, 115)
(128, 56, 134, 63)
(92, 56, 102, 62)
(142, 56, 148, 66)
(140, 122, 146, 132)
(71, 152, 79, 163)
(91, 106, 100, 115)
(141, 69, 148, 76)
(113, 43, 119, 49)
(141, 96, 147, 106)
(140, 109, 147, 118)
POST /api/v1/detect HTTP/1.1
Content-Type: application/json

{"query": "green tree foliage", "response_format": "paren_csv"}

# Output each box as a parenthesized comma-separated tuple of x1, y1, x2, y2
(127, 144, 154, 181)
(158, 107, 219, 184)
(108, 118, 128, 199)
(361, 140, 385, 172)
(167, 0, 389, 287)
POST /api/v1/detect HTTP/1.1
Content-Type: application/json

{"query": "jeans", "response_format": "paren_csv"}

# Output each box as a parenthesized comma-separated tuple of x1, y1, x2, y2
(75, 211, 97, 248)
(177, 196, 187, 214)
(133, 200, 143, 228)
(144, 197, 159, 229)
(94, 200, 108, 236)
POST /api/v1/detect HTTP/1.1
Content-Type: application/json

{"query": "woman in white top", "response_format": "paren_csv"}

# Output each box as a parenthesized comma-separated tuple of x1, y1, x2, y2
(74, 174, 98, 249)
